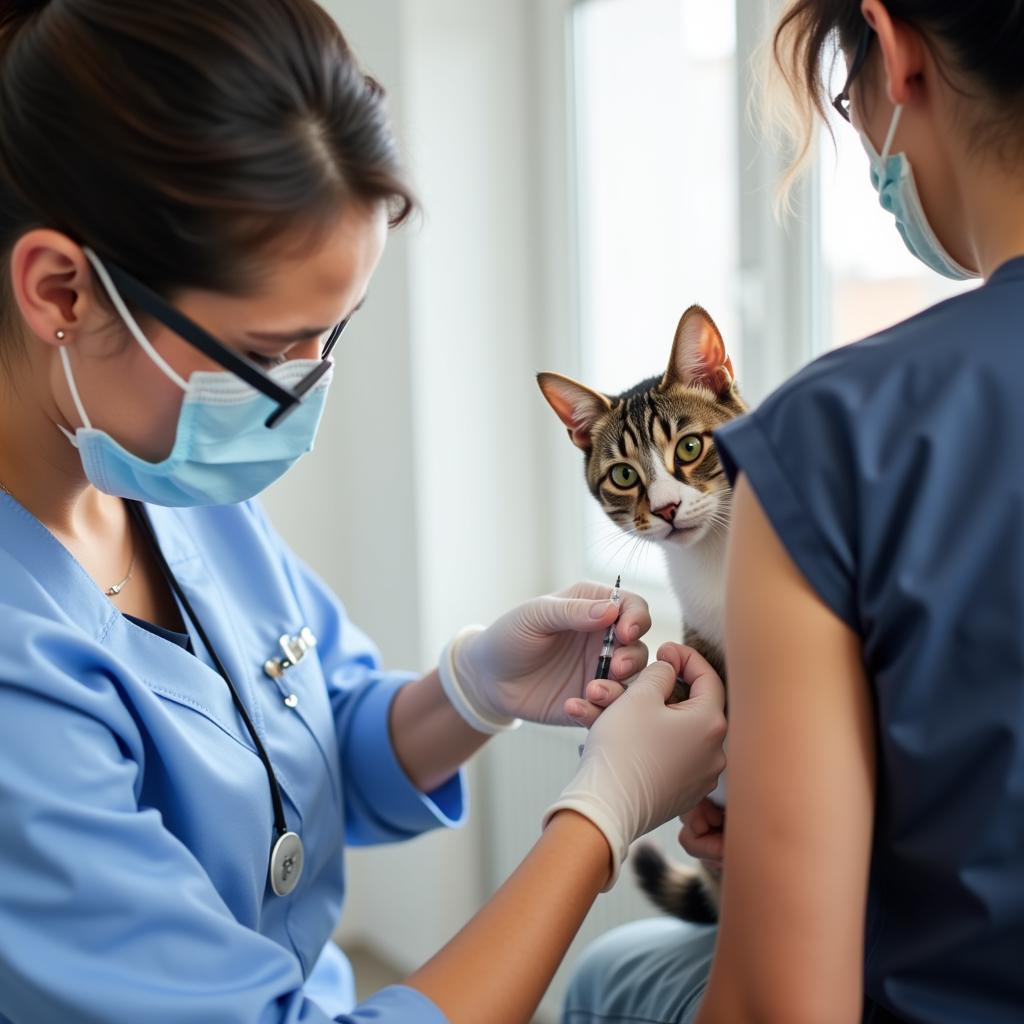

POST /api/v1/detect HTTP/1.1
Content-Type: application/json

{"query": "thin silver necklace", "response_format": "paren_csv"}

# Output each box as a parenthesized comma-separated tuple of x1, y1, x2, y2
(0, 479, 137, 597)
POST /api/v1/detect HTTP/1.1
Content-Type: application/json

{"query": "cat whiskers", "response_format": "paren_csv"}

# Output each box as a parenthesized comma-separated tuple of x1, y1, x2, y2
(588, 523, 657, 577)
(682, 497, 728, 536)
(590, 523, 649, 545)
(590, 529, 652, 570)
(622, 539, 646, 581)
(588, 522, 652, 555)
(703, 503, 732, 536)
(621, 530, 656, 581)
(704, 517, 730, 540)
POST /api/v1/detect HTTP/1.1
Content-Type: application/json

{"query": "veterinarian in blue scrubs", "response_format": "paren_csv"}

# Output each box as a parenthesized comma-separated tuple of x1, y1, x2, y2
(0, 2, 731, 1022)
(565, 1, 1024, 1022)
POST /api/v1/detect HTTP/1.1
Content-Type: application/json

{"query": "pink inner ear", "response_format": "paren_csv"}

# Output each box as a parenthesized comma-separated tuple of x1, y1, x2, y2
(675, 313, 734, 395)
(538, 372, 609, 450)
(569, 420, 592, 446)
(696, 335, 735, 392)
(565, 395, 604, 446)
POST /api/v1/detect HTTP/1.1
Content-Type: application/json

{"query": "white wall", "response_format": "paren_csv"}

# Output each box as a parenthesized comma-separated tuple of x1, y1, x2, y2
(264, 0, 552, 976)
(265, 0, 435, 954)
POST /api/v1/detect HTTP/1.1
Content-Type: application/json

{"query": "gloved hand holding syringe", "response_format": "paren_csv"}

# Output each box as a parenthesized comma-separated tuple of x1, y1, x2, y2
(593, 575, 621, 682)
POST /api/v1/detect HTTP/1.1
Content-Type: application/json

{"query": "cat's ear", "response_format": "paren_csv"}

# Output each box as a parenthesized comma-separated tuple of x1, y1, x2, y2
(537, 372, 612, 451)
(663, 305, 735, 397)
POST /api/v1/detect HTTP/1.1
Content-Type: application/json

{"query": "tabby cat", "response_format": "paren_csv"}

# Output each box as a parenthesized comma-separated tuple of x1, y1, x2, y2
(537, 305, 746, 924)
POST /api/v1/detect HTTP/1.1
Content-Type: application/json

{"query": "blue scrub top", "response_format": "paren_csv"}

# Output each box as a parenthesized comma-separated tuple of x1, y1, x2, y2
(0, 496, 466, 1023)
(714, 256, 1024, 1023)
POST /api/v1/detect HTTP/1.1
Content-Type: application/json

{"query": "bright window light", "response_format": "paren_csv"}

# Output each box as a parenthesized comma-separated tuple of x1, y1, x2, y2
(573, 0, 740, 587)
(818, 82, 977, 349)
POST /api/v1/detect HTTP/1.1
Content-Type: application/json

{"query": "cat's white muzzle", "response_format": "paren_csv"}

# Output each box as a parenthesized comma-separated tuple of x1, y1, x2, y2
(655, 518, 707, 546)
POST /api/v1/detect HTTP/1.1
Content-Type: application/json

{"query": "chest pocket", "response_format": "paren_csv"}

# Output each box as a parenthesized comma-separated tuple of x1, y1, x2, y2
(263, 641, 339, 747)
(122, 614, 258, 753)
(250, 627, 344, 812)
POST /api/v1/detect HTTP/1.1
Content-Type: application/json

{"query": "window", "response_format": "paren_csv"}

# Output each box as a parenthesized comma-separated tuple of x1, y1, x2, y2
(572, 0, 741, 589)
(818, 83, 978, 352)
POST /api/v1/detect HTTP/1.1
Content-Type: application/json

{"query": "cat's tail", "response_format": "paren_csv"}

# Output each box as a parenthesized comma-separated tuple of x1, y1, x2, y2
(632, 842, 719, 924)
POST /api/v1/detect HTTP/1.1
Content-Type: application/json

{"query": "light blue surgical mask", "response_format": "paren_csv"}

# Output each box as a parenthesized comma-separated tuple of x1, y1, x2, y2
(58, 252, 334, 507)
(860, 105, 980, 281)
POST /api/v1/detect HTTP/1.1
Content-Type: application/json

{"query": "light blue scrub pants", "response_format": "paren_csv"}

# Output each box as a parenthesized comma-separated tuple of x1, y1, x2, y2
(563, 919, 717, 1024)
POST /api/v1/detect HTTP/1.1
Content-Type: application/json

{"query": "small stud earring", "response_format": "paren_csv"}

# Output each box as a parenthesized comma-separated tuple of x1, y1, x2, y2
(55, 329, 66, 341)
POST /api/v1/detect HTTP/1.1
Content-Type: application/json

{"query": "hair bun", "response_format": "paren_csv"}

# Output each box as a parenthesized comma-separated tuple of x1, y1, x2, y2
(0, 0, 48, 18)
(11, 0, 51, 13)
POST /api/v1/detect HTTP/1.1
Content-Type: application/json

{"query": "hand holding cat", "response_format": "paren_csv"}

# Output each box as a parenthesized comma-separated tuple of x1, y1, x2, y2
(678, 799, 725, 877)
(438, 580, 651, 731)
(543, 642, 727, 889)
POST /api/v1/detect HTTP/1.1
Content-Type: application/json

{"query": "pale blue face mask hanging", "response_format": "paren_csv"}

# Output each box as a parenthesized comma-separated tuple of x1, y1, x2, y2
(59, 249, 334, 508)
(860, 105, 981, 281)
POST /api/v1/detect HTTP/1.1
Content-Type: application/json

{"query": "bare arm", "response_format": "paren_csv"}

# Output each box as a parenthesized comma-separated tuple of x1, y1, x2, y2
(392, 645, 726, 1022)
(696, 475, 876, 1024)
(388, 675, 608, 1019)
(388, 668, 491, 793)
(406, 809, 611, 1023)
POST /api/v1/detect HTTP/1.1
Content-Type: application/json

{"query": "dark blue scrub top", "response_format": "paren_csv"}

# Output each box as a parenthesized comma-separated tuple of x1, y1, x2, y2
(123, 613, 191, 652)
(714, 257, 1024, 1023)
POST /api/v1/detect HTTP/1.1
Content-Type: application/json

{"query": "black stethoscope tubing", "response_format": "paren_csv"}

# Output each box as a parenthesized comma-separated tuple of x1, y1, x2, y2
(127, 502, 291, 846)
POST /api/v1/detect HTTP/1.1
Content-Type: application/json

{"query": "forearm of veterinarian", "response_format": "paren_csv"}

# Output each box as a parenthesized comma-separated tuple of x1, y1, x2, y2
(390, 668, 492, 793)
(405, 809, 611, 1024)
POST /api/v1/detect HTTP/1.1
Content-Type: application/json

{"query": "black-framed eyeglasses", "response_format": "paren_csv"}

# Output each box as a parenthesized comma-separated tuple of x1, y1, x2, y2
(832, 24, 874, 123)
(98, 257, 350, 429)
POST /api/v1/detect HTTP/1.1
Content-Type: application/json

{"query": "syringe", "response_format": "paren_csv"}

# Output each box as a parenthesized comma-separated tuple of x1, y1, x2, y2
(594, 575, 622, 680)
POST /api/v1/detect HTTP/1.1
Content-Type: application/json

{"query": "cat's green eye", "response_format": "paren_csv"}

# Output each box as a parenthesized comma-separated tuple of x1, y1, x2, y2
(609, 464, 639, 489)
(675, 434, 704, 465)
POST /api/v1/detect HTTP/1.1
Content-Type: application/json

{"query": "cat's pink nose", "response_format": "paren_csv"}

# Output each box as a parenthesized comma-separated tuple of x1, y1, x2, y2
(652, 502, 679, 524)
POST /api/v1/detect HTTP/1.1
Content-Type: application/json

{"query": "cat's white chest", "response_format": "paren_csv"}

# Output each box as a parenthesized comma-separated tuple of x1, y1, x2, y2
(664, 536, 727, 651)
(665, 535, 729, 808)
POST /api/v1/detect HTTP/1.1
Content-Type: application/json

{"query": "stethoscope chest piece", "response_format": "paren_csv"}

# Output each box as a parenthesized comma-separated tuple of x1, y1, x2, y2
(269, 831, 305, 897)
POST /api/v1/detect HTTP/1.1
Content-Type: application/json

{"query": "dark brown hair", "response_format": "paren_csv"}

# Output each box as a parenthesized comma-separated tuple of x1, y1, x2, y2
(0, 0, 415, 338)
(770, 0, 1024, 187)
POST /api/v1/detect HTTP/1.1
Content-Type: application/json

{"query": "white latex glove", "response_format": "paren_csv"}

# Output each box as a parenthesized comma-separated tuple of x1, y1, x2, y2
(437, 581, 651, 733)
(542, 642, 727, 889)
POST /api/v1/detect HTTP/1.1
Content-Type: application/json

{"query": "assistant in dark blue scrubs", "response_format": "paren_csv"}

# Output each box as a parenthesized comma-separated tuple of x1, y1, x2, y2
(564, 263, 1024, 1024)
(712, 259, 1024, 1022)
